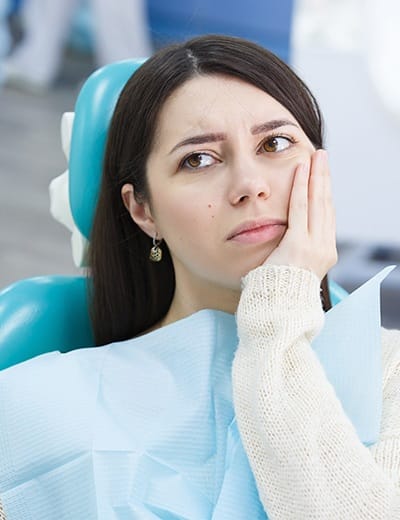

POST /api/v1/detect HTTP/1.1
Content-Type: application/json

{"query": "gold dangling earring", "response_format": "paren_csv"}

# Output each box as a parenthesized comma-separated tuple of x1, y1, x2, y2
(149, 234, 162, 262)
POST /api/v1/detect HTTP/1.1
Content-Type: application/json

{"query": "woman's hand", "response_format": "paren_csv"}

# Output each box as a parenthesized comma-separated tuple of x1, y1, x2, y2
(263, 149, 337, 280)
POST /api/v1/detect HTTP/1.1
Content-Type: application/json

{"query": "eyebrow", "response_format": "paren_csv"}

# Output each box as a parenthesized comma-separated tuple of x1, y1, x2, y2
(168, 119, 299, 154)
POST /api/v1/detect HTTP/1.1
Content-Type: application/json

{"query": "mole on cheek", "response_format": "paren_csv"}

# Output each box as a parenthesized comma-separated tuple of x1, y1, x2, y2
(208, 204, 212, 208)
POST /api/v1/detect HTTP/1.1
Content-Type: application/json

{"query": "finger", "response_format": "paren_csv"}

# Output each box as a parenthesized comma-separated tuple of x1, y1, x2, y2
(319, 151, 336, 235)
(309, 150, 337, 265)
(308, 149, 328, 235)
(323, 152, 335, 211)
(288, 161, 310, 234)
(325, 177, 336, 242)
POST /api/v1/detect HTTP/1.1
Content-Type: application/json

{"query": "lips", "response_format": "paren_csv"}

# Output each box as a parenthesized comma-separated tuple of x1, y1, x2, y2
(227, 218, 287, 241)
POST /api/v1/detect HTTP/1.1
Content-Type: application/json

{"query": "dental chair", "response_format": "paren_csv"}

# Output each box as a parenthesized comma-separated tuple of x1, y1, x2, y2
(0, 60, 142, 370)
(0, 59, 349, 371)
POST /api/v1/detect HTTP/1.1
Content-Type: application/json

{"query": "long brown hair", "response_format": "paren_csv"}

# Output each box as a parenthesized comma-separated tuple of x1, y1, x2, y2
(89, 34, 330, 346)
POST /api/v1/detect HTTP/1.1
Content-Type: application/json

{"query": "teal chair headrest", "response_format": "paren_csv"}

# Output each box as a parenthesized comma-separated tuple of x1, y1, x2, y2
(69, 59, 145, 239)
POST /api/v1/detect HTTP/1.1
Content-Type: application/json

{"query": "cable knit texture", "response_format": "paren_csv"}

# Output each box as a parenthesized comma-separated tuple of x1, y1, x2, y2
(233, 264, 400, 519)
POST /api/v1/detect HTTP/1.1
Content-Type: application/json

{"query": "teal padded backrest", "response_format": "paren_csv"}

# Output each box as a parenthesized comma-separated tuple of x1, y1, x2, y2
(330, 279, 349, 305)
(0, 276, 93, 370)
(69, 60, 144, 239)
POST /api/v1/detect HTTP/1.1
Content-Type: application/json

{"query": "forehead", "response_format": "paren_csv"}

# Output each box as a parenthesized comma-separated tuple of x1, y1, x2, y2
(153, 74, 297, 146)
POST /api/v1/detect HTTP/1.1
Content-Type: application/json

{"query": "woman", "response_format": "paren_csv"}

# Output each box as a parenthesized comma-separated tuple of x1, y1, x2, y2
(0, 34, 399, 519)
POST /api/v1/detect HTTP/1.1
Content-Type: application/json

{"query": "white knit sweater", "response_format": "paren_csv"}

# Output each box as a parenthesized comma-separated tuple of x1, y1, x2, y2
(232, 264, 400, 519)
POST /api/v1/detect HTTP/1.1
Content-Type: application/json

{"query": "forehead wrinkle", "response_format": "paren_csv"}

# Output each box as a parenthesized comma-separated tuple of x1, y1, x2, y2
(187, 81, 224, 134)
(152, 77, 224, 152)
(151, 75, 294, 154)
(216, 76, 265, 128)
(177, 78, 255, 141)
(221, 76, 299, 133)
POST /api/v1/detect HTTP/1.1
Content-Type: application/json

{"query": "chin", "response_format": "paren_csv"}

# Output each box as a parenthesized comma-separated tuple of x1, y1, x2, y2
(240, 251, 272, 278)
(229, 262, 264, 288)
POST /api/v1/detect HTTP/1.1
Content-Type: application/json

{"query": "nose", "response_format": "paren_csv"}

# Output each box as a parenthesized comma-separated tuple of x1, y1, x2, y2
(227, 158, 271, 206)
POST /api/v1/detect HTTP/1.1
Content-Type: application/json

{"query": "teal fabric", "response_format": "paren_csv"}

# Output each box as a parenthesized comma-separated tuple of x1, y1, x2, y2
(329, 278, 349, 304)
(0, 267, 393, 519)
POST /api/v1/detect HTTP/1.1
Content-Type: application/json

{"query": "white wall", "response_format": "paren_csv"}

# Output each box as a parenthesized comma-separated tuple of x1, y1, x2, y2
(292, 0, 400, 246)
(292, 48, 400, 246)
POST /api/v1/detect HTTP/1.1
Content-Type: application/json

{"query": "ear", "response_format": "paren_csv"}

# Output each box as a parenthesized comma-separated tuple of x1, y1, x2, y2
(121, 183, 158, 239)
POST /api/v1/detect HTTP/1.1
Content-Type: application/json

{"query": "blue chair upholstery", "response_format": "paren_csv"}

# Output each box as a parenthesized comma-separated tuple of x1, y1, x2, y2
(0, 52, 347, 371)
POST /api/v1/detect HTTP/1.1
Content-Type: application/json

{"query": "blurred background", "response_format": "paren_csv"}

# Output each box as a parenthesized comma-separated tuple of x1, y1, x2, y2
(1, 0, 399, 327)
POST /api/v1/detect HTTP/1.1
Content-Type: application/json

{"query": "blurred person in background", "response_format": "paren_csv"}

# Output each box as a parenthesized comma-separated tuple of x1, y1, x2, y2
(1, 0, 152, 92)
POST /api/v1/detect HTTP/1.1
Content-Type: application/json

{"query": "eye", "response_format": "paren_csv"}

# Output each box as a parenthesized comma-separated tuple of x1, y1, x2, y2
(180, 152, 217, 171)
(260, 135, 294, 153)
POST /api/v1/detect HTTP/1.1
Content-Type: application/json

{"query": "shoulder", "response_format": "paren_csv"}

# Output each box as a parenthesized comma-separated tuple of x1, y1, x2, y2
(0, 344, 108, 383)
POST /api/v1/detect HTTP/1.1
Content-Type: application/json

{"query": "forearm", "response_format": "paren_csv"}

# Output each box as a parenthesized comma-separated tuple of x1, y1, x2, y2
(233, 265, 400, 519)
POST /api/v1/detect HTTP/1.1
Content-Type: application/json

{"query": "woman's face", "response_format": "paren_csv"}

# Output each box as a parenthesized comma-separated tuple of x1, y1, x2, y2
(129, 74, 315, 295)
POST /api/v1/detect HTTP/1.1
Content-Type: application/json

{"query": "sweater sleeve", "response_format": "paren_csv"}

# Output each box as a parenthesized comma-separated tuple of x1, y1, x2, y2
(232, 264, 400, 519)
(0, 501, 5, 520)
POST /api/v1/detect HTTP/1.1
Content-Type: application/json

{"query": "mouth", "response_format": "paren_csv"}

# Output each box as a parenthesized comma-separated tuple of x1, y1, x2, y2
(227, 218, 287, 245)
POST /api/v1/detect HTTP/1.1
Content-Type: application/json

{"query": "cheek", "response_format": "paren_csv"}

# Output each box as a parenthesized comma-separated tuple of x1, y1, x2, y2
(270, 158, 297, 193)
(154, 195, 217, 241)
(271, 149, 313, 213)
(276, 146, 314, 182)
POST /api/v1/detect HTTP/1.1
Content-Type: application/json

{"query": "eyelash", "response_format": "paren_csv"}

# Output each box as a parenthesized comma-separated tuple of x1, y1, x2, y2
(259, 133, 298, 154)
(178, 133, 298, 171)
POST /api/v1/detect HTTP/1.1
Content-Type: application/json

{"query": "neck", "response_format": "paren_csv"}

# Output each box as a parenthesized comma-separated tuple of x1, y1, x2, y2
(160, 273, 240, 328)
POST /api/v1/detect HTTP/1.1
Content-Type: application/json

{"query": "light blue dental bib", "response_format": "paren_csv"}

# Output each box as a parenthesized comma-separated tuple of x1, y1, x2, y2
(0, 268, 394, 519)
